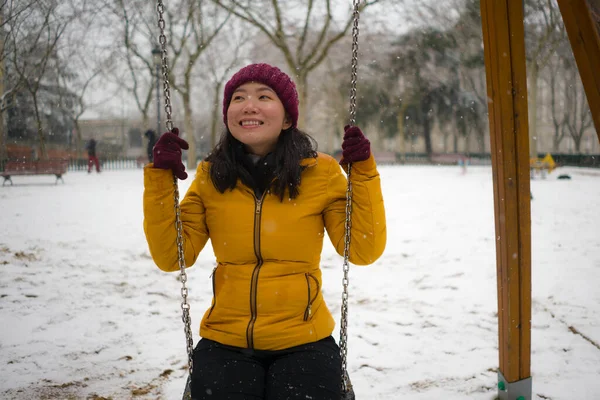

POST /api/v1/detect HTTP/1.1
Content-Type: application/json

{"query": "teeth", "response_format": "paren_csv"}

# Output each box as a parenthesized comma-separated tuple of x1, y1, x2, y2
(241, 121, 261, 126)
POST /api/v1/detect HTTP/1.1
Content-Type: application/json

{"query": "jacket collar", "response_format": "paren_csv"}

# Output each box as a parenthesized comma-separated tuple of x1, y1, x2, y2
(300, 157, 317, 168)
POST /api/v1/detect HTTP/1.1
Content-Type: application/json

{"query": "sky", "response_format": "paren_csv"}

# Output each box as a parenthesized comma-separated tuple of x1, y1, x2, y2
(0, 163, 599, 399)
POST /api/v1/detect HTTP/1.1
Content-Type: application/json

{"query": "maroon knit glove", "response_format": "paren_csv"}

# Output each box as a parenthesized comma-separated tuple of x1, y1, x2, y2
(341, 125, 370, 164)
(153, 128, 189, 180)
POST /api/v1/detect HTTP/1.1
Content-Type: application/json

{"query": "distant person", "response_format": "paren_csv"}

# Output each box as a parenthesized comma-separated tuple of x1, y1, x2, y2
(86, 138, 100, 173)
(458, 155, 468, 175)
(145, 130, 157, 163)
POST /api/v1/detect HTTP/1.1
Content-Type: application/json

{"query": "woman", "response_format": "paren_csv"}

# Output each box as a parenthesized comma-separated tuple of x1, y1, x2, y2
(143, 63, 386, 399)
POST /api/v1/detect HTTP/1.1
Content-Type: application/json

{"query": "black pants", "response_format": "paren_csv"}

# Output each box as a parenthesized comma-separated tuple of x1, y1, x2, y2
(191, 336, 342, 400)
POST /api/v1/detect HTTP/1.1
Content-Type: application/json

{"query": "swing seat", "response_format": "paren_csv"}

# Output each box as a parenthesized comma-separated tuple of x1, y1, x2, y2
(182, 375, 355, 399)
(342, 387, 356, 400)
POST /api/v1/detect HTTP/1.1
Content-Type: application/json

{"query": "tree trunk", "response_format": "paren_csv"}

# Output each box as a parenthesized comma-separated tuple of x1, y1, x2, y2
(141, 113, 149, 157)
(574, 134, 582, 152)
(422, 98, 433, 157)
(0, 52, 5, 162)
(296, 74, 308, 129)
(0, 108, 5, 162)
(528, 62, 539, 158)
(142, 114, 150, 134)
(465, 131, 472, 155)
(211, 81, 223, 149)
(328, 112, 345, 155)
(0, 11, 5, 162)
(74, 119, 82, 158)
(32, 93, 47, 159)
(476, 128, 486, 153)
(553, 119, 566, 151)
(423, 117, 432, 157)
(442, 131, 448, 153)
(396, 103, 408, 162)
(182, 90, 196, 169)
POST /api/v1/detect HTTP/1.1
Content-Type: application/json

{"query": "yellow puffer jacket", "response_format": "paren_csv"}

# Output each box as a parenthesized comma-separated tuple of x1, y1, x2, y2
(143, 152, 386, 350)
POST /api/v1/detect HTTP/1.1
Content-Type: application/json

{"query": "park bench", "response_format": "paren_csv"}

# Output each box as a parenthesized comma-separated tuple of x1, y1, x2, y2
(1, 159, 69, 186)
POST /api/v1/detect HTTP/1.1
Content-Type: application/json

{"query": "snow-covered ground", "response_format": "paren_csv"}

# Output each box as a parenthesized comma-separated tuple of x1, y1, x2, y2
(1, 164, 599, 399)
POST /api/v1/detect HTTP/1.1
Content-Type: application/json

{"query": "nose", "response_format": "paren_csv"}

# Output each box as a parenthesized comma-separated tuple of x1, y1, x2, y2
(241, 98, 258, 113)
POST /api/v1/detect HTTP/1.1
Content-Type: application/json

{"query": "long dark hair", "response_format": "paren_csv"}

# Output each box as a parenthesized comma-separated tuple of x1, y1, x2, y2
(205, 127, 318, 200)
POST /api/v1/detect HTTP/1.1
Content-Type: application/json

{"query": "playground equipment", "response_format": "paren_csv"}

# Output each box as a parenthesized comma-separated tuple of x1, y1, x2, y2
(481, 1, 599, 399)
(530, 153, 557, 179)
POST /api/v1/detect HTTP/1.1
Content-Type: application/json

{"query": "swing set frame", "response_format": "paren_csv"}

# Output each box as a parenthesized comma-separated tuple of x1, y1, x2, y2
(481, 0, 600, 399)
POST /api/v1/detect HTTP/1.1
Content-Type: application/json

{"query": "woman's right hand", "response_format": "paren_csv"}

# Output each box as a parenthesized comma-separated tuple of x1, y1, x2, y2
(340, 125, 370, 164)
(152, 127, 189, 180)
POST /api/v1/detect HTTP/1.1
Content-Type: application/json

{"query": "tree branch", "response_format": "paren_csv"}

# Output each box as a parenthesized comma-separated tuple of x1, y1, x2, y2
(212, 0, 282, 49)
(296, 0, 314, 61)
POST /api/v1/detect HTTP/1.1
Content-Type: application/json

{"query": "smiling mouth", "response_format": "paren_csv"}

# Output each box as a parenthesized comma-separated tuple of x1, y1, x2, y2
(241, 120, 263, 127)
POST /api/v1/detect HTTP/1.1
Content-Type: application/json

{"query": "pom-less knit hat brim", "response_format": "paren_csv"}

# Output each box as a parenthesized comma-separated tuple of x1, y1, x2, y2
(222, 63, 299, 129)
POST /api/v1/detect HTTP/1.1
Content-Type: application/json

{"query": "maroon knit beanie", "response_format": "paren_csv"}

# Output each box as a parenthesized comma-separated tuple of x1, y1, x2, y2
(222, 63, 299, 128)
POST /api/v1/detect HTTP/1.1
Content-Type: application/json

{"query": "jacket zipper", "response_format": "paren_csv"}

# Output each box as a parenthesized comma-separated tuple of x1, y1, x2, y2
(206, 266, 218, 319)
(246, 193, 265, 348)
(304, 273, 320, 321)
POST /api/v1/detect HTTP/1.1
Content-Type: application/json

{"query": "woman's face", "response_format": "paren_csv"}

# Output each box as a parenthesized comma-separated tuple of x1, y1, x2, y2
(227, 82, 291, 156)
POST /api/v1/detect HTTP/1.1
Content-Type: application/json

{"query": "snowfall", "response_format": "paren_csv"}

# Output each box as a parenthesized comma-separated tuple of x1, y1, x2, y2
(0, 162, 599, 400)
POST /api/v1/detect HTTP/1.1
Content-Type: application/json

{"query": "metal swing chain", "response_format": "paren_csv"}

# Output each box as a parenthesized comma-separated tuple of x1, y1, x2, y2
(340, 0, 361, 394)
(156, 0, 194, 378)
(158, 0, 359, 389)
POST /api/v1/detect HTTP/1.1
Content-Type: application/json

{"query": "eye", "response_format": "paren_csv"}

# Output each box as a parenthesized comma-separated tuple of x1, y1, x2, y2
(259, 94, 272, 100)
(232, 95, 244, 101)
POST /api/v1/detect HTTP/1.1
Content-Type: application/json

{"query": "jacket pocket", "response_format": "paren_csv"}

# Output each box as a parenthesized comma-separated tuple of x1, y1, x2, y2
(303, 273, 320, 321)
(206, 266, 218, 320)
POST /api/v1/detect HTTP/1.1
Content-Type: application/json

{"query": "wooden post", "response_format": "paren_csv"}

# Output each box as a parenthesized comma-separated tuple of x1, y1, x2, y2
(557, 0, 600, 143)
(480, 0, 532, 398)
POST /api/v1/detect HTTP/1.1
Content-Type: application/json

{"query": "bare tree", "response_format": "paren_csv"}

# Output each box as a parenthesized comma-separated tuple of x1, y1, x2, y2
(1, 0, 48, 160)
(388, 0, 459, 30)
(6, 0, 77, 159)
(105, 0, 158, 132)
(59, 67, 102, 157)
(546, 55, 568, 151)
(212, 0, 382, 128)
(105, 0, 230, 167)
(52, 2, 114, 158)
(165, 0, 230, 168)
(524, 0, 567, 158)
(563, 57, 593, 152)
(0, 0, 37, 32)
(0, 5, 9, 160)
(320, 56, 349, 154)
(201, 30, 252, 151)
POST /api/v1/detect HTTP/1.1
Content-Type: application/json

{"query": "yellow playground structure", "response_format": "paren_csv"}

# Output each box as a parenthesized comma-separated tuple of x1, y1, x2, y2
(529, 153, 556, 179)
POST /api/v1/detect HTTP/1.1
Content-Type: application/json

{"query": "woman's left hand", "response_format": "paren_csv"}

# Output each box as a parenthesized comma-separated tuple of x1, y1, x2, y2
(341, 125, 370, 164)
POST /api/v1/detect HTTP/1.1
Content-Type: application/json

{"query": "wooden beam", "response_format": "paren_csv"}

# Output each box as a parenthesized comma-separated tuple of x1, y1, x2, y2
(480, 0, 532, 384)
(558, 0, 600, 143)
